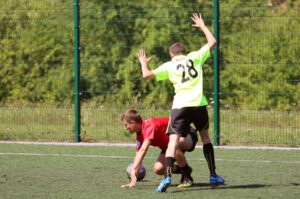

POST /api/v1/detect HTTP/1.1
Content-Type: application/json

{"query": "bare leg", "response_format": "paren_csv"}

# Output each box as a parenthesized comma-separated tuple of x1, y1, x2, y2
(178, 133, 194, 151)
(154, 153, 165, 175)
(154, 153, 184, 175)
(175, 148, 187, 167)
(166, 133, 180, 158)
(164, 133, 180, 178)
(199, 129, 211, 145)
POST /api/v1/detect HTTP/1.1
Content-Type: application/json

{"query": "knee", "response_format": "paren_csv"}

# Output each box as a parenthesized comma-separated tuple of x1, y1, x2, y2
(202, 137, 211, 145)
(153, 162, 164, 175)
(175, 148, 184, 156)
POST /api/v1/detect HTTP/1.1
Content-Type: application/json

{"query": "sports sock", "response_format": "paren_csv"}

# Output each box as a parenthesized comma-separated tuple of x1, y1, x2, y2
(203, 143, 217, 177)
(180, 164, 193, 181)
(165, 157, 175, 178)
(172, 164, 181, 174)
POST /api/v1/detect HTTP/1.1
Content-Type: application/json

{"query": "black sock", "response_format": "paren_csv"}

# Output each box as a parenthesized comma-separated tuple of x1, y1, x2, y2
(179, 164, 193, 181)
(203, 143, 217, 177)
(173, 164, 181, 174)
(165, 157, 175, 178)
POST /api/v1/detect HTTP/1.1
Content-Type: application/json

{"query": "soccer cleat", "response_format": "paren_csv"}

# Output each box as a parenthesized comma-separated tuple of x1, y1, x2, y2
(177, 178, 193, 188)
(178, 165, 193, 188)
(156, 177, 171, 192)
(210, 175, 225, 185)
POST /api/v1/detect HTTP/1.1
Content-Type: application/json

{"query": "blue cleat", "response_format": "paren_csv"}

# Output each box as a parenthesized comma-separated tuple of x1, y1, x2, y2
(156, 177, 171, 192)
(210, 175, 225, 185)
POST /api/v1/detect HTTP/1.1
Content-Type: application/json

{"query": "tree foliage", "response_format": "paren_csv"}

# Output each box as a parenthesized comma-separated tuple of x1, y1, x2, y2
(0, 0, 299, 110)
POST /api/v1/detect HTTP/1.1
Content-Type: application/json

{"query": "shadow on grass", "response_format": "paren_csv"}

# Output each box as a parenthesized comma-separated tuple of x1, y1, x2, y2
(171, 183, 271, 193)
(135, 182, 299, 192)
(291, 183, 299, 186)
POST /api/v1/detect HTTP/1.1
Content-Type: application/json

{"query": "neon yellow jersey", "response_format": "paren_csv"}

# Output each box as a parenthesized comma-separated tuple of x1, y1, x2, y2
(153, 44, 210, 109)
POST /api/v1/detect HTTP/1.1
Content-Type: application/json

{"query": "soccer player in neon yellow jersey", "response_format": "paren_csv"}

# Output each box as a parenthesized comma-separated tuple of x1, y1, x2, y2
(137, 13, 225, 192)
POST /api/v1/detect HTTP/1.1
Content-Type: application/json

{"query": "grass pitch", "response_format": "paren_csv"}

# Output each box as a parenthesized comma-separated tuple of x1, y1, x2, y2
(0, 142, 299, 199)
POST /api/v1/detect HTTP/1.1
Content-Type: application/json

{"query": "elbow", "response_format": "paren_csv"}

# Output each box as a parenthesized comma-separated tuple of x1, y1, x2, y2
(209, 39, 217, 50)
(142, 74, 149, 79)
(213, 38, 217, 47)
(142, 71, 154, 79)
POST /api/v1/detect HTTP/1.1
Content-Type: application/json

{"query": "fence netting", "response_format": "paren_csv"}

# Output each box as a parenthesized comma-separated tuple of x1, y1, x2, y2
(0, 0, 299, 146)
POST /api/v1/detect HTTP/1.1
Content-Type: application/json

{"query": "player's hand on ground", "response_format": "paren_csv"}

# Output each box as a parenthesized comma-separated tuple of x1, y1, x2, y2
(121, 182, 136, 188)
(137, 49, 152, 65)
(191, 13, 205, 29)
(121, 173, 137, 188)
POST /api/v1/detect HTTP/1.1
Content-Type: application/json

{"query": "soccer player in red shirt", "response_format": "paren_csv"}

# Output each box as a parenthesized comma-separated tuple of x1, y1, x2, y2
(120, 109, 197, 188)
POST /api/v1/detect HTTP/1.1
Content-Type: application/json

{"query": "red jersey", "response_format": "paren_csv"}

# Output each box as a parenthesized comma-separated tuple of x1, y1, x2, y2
(136, 117, 170, 152)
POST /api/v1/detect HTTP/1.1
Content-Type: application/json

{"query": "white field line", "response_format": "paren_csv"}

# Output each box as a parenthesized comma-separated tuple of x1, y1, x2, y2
(0, 152, 299, 164)
(0, 140, 299, 150)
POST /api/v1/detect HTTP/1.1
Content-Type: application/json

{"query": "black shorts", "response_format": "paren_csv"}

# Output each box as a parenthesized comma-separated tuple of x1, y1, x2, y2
(167, 106, 209, 136)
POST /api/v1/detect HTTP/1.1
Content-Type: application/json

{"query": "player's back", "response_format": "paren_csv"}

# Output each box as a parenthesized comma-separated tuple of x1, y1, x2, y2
(146, 117, 170, 150)
(166, 55, 207, 109)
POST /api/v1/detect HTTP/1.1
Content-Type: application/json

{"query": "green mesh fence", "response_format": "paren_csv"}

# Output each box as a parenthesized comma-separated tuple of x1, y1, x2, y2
(0, 0, 299, 146)
(0, 0, 75, 141)
(219, 0, 299, 146)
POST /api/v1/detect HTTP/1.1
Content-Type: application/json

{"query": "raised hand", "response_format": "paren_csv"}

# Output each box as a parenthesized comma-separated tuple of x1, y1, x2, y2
(137, 49, 152, 65)
(191, 13, 205, 29)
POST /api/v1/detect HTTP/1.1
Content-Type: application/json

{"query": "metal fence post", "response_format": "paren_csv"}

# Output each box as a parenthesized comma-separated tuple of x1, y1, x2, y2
(213, 0, 220, 146)
(74, 0, 81, 142)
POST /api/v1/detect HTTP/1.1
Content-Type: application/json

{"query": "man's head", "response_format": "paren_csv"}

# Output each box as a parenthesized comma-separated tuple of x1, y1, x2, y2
(121, 109, 143, 134)
(169, 42, 186, 58)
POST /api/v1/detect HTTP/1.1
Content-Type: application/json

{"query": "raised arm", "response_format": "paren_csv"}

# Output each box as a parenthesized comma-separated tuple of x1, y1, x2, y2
(137, 49, 155, 79)
(191, 13, 216, 50)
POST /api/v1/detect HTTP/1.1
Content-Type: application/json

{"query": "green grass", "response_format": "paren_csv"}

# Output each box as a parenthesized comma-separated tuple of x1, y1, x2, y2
(0, 103, 299, 146)
(0, 143, 299, 199)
